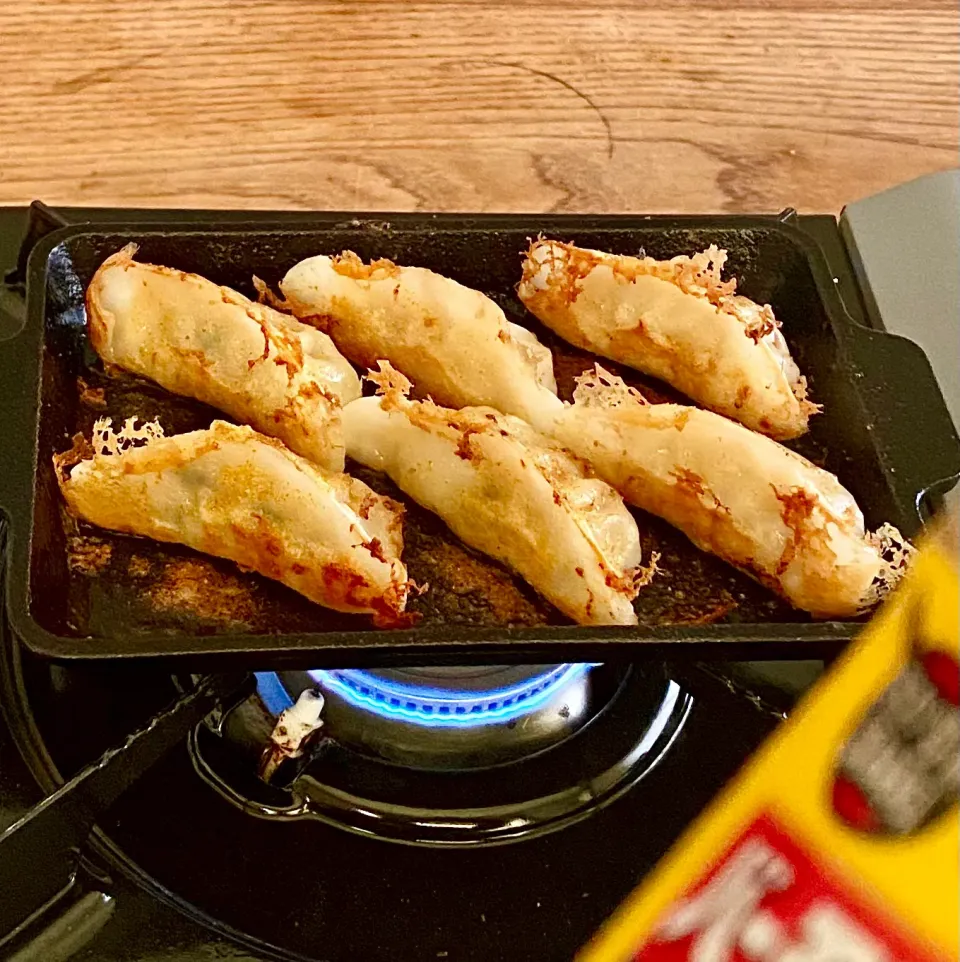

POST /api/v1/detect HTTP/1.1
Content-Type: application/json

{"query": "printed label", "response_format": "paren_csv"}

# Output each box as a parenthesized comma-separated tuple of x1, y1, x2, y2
(634, 816, 947, 962)
(833, 611, 959, 836)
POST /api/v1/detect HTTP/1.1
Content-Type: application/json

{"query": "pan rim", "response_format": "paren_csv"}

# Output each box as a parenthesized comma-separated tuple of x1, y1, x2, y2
(3, 214, 943, 665)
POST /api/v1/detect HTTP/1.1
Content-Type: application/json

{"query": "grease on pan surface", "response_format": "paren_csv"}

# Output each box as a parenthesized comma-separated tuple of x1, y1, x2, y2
(61, 362, 797, 640)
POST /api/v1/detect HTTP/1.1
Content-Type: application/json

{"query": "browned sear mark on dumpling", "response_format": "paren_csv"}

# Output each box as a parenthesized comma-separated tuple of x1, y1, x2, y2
(330, 250, 401, 281)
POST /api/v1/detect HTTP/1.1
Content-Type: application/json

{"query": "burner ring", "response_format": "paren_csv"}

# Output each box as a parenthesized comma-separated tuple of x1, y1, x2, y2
(191, 664, 693, 847)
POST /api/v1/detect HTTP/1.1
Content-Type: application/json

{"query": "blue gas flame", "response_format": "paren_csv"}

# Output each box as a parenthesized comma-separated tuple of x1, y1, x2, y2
(255, 664, 594, 728)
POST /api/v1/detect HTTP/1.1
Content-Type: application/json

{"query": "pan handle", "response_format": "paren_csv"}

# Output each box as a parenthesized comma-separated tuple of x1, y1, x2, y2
(837, 321, 960, 530)
(1, 202, 70, 530)
(0, 297, 39, 532)
(0, 673, 254, 952)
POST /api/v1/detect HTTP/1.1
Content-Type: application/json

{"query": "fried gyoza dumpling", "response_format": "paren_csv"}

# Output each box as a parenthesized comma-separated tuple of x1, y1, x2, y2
(519, 239, 817, 440)
(280, 252, 562, 425)
(87, 245, 361, 472)
(541, 367, 910, 618)
(342, 364, 652, 626)
(55, 418, 410, 625)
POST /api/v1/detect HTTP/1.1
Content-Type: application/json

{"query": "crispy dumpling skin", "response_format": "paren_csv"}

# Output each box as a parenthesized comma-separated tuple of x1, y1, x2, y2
(541, 367, 910, 618)
(342, 364, 652, 626)
(518, 239, 817, 440)
(280, 251, 562, 425)
(87, 245, 361, 472)
(55, 418, 410, 625)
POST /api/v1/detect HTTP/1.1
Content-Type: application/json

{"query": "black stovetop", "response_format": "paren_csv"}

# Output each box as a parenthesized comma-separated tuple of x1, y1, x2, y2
(0, 204, 859, 962)
(1, 652, 787, 962)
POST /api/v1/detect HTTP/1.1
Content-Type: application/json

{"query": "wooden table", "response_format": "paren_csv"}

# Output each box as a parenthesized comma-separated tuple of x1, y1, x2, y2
(0, 0, 955, 214)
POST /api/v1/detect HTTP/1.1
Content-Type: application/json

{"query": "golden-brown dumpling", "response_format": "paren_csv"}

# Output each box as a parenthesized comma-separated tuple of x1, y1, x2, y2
(56, 418, 410, 625)
(541, 367, 910, 618)
(342, 364, 651, 626)
(87, 245, 361, 472)
(519, 239, 816, 440)
(280, 252, 562, 426)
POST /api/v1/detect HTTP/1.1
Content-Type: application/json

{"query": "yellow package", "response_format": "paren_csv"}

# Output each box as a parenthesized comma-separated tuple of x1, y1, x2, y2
(581, 518, 959, 962)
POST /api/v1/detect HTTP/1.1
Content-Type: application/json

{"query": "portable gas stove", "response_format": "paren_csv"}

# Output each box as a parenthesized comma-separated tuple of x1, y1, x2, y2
(1, 179, 957, 962)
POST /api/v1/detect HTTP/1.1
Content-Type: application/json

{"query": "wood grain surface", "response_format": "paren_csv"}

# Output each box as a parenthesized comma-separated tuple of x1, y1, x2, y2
(0, 0, 956, 214)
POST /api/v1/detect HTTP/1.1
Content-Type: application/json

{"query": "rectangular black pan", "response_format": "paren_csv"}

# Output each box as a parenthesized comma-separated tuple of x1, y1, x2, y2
(1, 213, 958, 669)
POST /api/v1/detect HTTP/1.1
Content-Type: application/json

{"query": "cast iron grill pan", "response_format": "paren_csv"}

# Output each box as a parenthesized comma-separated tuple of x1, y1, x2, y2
(1, 215, 957, 668)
